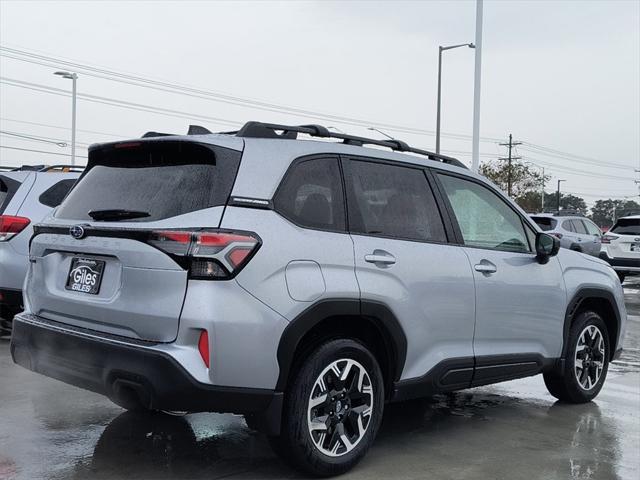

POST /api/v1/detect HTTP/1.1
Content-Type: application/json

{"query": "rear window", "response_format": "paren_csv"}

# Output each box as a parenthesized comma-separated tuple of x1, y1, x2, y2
(611, 218, 640, 236)
(531, 216, 557, 231)
(0, 175, 21, 214)
(55, 142, 241, 222)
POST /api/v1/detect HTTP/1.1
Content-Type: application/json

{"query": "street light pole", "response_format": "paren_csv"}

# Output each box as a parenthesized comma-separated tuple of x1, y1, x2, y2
(54, 71, 78, 165)
(435, 43, 474, 154)
(556, 179, 566, 214)
(471, 0, 483, 173)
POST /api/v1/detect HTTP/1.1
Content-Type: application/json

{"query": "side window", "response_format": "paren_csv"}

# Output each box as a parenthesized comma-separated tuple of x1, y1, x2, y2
(562, 220, 575, 232)
(583, 220, 601, 236)
(274, 157, 346, 231)
(438, 174, 530, 253)
(572, 219, 588, 235)
(344, 159, 446, 242)
(39, 179, 77, 208)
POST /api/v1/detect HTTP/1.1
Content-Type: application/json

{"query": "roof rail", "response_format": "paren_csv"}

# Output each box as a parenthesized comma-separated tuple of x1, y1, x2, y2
(0, 166, 18, 171)
(41, 165, 85, 173)
(233, 121, 468, 169)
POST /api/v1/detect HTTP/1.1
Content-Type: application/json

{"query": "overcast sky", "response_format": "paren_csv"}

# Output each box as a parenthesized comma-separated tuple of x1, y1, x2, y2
(1, 0, 638, 205)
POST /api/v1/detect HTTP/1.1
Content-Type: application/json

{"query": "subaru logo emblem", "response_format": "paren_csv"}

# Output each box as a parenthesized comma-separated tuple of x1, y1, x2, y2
(70, 225, 86, 240)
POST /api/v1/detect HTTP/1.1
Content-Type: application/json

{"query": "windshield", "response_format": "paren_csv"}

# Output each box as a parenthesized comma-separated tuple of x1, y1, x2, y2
(611, 218, 640, 236)
(531, 216, 557, 231)
(55, 141, 241, 222)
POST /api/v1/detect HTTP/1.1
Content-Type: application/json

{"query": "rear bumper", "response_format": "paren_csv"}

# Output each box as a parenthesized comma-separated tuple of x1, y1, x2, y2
(599, 252, 640, 272)
(10, 314, 283, 425)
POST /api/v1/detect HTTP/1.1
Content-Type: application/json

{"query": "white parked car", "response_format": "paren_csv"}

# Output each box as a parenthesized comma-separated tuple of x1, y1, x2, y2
(600, 215, 640, 283)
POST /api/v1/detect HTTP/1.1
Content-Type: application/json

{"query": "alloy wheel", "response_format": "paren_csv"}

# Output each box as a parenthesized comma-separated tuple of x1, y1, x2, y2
(307, 359, 374, 457)
(574, 325, 606, 390)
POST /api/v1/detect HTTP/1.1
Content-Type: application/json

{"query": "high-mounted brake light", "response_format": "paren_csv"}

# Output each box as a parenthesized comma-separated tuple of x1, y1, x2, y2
(0, 215, 31, 241)
(148, 230, 260, 279)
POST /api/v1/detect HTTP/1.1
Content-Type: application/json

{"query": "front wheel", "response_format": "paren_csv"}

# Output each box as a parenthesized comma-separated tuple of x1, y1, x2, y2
(270, 339, 385, 477)
(544, 311, 610, 403)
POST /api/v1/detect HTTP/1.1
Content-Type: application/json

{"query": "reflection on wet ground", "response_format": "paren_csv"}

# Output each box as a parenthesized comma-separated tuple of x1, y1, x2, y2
(1, 280, 638, 480)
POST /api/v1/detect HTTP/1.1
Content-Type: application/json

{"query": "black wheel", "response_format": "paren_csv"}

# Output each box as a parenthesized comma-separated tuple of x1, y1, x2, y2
(617, 272, 626, 284)
(270, 339, 385, 477)
(544, 311, 610, 403)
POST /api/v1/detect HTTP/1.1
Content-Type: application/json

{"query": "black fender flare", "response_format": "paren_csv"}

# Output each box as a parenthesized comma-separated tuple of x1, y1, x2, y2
(275, 299, 407, 391)
(562, 287, 622, 359)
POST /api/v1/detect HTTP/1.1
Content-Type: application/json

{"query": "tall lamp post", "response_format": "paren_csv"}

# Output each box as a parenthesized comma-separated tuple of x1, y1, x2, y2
(435, 43, 474, 154)
(54, 71, 78, 166)
(556, 179, 566, 214)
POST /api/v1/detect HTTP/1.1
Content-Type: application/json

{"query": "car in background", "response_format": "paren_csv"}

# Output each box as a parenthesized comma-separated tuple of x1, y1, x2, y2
(530, 213, 602, 257)
(600, 215, 640, 283)
(0, 165, 82, 334)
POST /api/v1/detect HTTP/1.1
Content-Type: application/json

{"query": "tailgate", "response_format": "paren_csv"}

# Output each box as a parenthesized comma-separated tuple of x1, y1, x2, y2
(27, 229, 191, 342)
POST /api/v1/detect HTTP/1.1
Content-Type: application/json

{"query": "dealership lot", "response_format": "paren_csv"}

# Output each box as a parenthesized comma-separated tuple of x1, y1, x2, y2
(0, 278, 637, 480)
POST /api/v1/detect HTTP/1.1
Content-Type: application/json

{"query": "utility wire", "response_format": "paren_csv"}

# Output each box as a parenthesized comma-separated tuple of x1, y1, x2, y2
(0, 145, 88, 158)
(0, 45, 504, 143)
(0, 130, 67, 147)
(0, 116, 126, 138)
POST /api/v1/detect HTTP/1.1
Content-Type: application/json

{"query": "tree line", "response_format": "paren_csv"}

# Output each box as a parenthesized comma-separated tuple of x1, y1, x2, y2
(480, 159, 639, 228)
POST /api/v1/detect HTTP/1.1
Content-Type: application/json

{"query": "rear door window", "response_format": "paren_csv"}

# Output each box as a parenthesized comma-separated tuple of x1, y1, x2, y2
(273, 156, 346, 231)
(571, 219, 588, 234)
(55, 142, 241, 222)
(344, 159, 446, 242)
(0, 175, 21, 214)
(562, 220, 575, 232)
(39, 179, 77, 208)
(611, 218, 640, 235)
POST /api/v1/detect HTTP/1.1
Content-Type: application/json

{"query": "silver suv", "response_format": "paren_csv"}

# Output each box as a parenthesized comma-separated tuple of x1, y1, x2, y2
(0, 165, 81, 334)
(10, 123, 627, 476)
(530, 214, 603, 257)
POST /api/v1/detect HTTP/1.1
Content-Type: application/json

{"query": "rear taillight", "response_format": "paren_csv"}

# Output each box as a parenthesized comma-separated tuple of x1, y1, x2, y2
(148, 229, 260, 279)
(0, 215, 31, 241)
(198, 330, 210, 368)
(602, 235, 617, 244)
(551, 232, 563, 239)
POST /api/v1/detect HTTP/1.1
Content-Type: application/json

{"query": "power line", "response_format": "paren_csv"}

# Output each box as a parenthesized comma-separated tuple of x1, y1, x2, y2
(0, 130, 68, 147)
(0, 44, 505, 143)
(0, 116, 126, 138)
(521, 142, 632, 170)
(0, 145, 88, 158)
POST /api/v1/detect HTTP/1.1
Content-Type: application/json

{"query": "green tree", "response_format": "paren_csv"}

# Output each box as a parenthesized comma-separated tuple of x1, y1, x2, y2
(480, 160, 550, 212)
(591, 199, 640, 227)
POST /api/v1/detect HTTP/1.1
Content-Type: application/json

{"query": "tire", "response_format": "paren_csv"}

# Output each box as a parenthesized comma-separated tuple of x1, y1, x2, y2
(544, 311, 610, 403)
(617, 272, 626, 284)
(270, 339, 385, 477)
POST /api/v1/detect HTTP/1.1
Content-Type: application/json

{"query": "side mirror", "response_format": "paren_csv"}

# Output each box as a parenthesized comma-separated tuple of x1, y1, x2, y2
(536, 232, 560, 263)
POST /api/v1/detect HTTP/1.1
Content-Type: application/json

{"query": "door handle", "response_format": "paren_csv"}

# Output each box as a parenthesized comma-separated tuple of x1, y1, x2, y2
(364, 250, 396, 266)
(474, 262, 497, 274)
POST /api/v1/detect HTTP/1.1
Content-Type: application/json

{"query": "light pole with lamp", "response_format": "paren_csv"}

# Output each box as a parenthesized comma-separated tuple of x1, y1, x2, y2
(436, 43, 474, 154)
(556, 179, 566, 214)
(54, 71, 78, 166)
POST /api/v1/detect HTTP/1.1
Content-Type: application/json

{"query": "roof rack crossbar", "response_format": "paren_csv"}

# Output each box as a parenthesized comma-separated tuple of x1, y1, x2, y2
(41, 165, 85, 172)
(234, 121, 467, 169)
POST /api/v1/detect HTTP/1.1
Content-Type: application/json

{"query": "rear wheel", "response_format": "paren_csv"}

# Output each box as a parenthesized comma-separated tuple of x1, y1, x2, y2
(544, 311, 610, 403)
(270, 339, 384, 476)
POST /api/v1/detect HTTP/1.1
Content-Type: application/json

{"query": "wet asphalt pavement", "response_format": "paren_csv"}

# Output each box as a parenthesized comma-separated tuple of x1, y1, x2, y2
(1, 280, 638, 480)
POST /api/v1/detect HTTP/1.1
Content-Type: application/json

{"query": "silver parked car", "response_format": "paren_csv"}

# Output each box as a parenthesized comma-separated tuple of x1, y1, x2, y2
(10, 123, 627, 476)
(0, 165, 81, 334)
(530, 214, 603, 257)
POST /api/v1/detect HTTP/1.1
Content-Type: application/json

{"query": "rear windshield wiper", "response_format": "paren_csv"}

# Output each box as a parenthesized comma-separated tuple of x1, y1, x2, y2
(87, 209, 151, 221)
